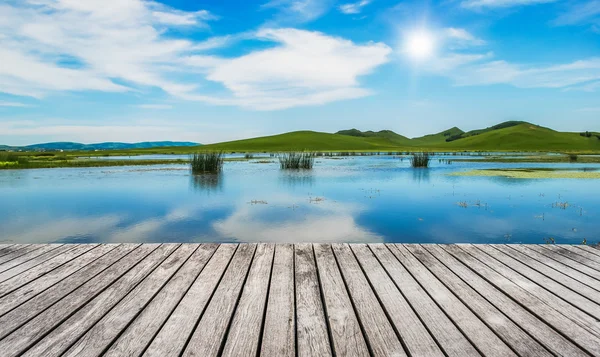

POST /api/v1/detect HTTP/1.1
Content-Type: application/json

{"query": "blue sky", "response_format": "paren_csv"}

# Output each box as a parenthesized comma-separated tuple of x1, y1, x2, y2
(1, 0, 599, 145)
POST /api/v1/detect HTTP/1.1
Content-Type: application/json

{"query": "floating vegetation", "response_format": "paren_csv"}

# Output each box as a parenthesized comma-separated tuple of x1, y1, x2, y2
(190, 151, 224, 174)
(249, 200, 268, 205)
(544, 237, 556, 244)
(410, 152, 430, 168)
(244, 153, 254, 159)
(450, 169, 600, 179)
(278, 151, 315, 170)
(309, 196, 325, 203)
(252, 160, 275, 164)
(458, 201, 468, 208)
(552, 201, 569, 209)
(569, 154, 578, 162)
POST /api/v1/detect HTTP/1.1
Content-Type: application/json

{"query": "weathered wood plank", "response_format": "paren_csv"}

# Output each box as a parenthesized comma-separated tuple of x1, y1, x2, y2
(423, 244, 587, 357)
(294, 243, 332, 357)
(0, 244, 139, 340)
(332, 243, 407, 357)
(541, 245, 600, 273)
(260, 244, 295, 357)
(494, 245, 600, 303)
(19, 244, 178, 357)
(389, 244, 521, 357)
(222, 244, 275, 357)
(445, 245, 600, 349)
(528, 245, 600, 281)
(0, 245, 20, 258)
(511, 245, 600, 292)
(0, 244, 163, 357)
(0, 244, 36, 265)
(0, 244, 60, 273)
(565, 245, 600, 261)
(0, 244, 96, 297)
(62, 244, 198, 357)
(575, 245, 600, 258)
(473, 244, 600, 324)
(104, 244, 218, 357)
(182, 243, 257, 357)
(0, 244, 119, 317)
(313, 243, 370, 357)
(368, 244, 480, 357)
(143, 244, 238, 357)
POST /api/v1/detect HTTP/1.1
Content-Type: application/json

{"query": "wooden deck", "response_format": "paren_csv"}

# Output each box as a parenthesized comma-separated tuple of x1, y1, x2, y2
(0, 244, 599, 356)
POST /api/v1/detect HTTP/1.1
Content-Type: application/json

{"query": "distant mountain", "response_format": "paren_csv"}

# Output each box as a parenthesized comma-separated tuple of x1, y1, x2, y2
(411, 127, 465, 146)
(444, 121, 528, 142)
(2, 141, 200, 151)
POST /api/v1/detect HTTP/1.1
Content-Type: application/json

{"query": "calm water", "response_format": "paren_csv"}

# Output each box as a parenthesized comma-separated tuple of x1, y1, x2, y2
(1, 156, 599, 244)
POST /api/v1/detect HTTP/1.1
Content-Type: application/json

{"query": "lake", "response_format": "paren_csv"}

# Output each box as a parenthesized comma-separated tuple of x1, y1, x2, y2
(1, 155, 598, 245)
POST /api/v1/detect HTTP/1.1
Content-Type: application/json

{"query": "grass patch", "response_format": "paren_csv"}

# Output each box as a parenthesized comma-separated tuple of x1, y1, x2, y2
(190, 151, 224, 174)
(410, 152, 430, 168)
(278, 151, 315, 169)
(451, 168, 600, 179)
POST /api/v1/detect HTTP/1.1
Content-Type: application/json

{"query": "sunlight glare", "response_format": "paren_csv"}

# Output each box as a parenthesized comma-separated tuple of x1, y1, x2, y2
(404, 30, 435, 61)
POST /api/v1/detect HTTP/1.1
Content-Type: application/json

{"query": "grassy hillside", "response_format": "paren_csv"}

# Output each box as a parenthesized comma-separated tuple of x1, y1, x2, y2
(410, 127, 464, 146)
(200, 131, 403, 151)
(336, 129, 410, 144)
(443, 123, 600, 151)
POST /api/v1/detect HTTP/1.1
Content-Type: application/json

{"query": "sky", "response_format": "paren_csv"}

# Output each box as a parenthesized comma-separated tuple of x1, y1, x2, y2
(1, 0, 599, 145)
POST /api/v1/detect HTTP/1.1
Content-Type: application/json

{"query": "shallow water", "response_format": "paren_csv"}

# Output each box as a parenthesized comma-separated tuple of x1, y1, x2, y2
(1, 155, 599, 244)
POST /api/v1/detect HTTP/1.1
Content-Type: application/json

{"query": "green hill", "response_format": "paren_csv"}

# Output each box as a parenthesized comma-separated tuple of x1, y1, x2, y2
(200, 131, 403, 151)
(336, 129, 410, 144)
(410, 127, 464, 146)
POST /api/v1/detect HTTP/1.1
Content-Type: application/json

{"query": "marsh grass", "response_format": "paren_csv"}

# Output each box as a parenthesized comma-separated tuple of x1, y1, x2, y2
(278, 151, 315, 169)
(244, 153, 254, 159)
(190, 151, 224, 174)
(410, 152, 430, 168)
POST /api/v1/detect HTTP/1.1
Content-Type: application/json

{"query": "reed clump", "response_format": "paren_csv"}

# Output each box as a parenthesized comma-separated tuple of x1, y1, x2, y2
(190, 151, 224, 174)
(278, 151, 315, 169)
(410, 152, 430, 168)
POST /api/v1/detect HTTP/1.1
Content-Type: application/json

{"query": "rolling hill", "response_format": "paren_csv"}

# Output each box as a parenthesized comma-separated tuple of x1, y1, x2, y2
(199, 121, 600, 152)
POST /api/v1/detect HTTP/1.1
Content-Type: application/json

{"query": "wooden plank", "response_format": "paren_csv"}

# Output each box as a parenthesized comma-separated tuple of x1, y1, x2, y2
(0, 244, 18, 258)
(260, 244, 295, 357)
(0, 244, 163, 357)
(0, 244, 119, 317)
(222, 244, 275, 357)
(474, 244, 600, 323)
(0, 244, 139, 340)
(575, 245, 600, 258)
(528, 245, 600, 281)
(182, 243, 257, 357)
(332, 244, 407, 357)
(103, 244, 218, 357)
(143, 244, 238, 357)
(565, 245, 600, 261)
(0, 244, 56, 272)
(368, 244, 480, 357)
(446, 245, 600, 348)
(313, 243, 370, 357)
(0, 245, 36, 264)
(541, 245, 600, 273)
(294, 243, 333, 357)
(388, 244, 520, 357)
(19, 244, 178, 357)
(510, 245, 600, 292)
(0, 244, 96, 297)
(494, 245, 600, 303)
(61, 244, 199, 357)
(422, 244, 587, 357)
(0, 245, 70, 280)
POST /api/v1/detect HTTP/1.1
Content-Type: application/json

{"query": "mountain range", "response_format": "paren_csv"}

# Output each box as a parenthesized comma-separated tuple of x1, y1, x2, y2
(0, 141, 200, 151)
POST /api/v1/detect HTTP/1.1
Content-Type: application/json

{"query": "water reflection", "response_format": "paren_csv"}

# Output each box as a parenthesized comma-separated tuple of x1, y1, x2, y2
(411, 168, 430, 183)
(278, 172, 315, 187)
(190, 173, 223, 193)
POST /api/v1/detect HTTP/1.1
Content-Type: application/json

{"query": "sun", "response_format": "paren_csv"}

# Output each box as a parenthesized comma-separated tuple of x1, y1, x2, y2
(404, 30, 436, 61)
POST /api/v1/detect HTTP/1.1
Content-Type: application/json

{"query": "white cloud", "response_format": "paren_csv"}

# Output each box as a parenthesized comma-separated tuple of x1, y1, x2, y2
(261, 0, 334, 23)
(0, 101, 31, 107)
(552, 1, 600, 27)
(339, 0, 371, 15)
(136, 104, 173, 109)
(461, 0, 557, 9)
(0, 1, 389, 111)
(444, 28, 486, 47)
(564, 81, 600, 92)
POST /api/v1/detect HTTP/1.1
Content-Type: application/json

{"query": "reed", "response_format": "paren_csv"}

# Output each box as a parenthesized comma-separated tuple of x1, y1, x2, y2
(278, 151, 315, 169)
(410, 152, 430, 168)
(190, 151, 224, 174)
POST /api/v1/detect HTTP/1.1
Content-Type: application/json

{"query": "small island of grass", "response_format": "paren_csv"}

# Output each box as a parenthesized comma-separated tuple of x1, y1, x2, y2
(450, 168, 600, 179)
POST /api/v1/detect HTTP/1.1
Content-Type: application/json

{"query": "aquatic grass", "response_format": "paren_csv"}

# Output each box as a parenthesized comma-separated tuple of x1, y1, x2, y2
(450, 168, 600, 179)
(278, 151, 315, 169)
(244, 153, 254, 159)
(190, 151, 224, 174)
(410, 152, 430, 168)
